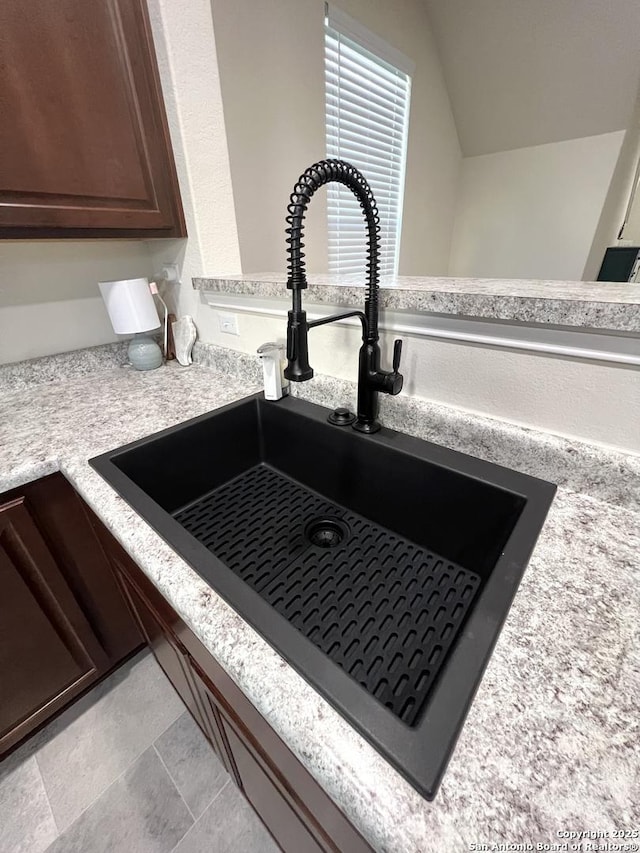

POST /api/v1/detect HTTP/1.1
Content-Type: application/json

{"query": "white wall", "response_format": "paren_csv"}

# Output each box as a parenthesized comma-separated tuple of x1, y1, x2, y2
(210, 0, 461, 276)
(448, 131, 624, 281)
(0, 241, 153, 364)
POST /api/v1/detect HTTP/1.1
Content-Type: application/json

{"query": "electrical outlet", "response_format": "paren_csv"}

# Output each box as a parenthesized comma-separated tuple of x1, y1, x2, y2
(218, 312, 239, 335)
(161, 264, 180, 283)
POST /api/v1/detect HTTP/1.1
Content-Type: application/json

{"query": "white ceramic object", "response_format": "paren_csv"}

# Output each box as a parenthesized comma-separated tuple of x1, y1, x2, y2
(127, 335, 163, 370)
(172, 315, 197, 366)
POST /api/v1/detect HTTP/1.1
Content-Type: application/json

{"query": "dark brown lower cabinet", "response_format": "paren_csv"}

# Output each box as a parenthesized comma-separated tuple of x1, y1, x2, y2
(0, 475, 143, 756)
(115, 565, 235, 776)
(89, 508, 372, 853)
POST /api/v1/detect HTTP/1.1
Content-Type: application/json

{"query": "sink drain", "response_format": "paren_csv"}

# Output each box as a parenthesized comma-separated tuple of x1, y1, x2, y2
(305, 518, 350, 549)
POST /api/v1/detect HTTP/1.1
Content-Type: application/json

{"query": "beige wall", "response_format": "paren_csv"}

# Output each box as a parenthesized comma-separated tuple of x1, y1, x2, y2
(210, 0, 327, 275)
(0, 241, 154, 364)
(622, 172, 640, 245)
(210, 0, 461, 276)
(448, 131, 624, 281)
(610, 77, 640, 248)
(198, 299, 640, 455)
(423, 0, 640, 157)
(146, 0, 242, 321)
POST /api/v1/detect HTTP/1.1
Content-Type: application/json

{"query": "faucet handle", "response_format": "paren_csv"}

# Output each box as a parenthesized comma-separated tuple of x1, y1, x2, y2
(381, 338, 403, 396)
(393, 339, 403, 373)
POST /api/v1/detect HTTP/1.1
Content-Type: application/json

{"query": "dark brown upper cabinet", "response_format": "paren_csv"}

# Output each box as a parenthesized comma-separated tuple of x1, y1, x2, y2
(0, 0, 186, 238)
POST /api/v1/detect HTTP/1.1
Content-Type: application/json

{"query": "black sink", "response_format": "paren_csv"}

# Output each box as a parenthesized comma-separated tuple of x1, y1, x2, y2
(90, 393, 555, 798)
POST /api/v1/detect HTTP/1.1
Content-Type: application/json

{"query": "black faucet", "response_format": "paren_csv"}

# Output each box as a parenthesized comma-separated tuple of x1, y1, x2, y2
(283, 159, 403, 434)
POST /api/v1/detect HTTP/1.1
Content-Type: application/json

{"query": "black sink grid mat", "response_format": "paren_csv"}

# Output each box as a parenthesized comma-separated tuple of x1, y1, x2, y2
(174, 464, 481, 726)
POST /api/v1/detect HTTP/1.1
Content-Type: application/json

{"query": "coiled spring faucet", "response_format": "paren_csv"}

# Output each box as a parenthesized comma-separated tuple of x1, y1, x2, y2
(284, 159, 403, 434)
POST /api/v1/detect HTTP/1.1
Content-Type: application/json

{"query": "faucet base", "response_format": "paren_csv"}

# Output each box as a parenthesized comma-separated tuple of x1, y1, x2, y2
(352, 418, 381, 434)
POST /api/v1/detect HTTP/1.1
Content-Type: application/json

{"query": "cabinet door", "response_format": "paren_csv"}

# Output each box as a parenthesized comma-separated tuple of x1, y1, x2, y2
(196, 678, 325, 853)
(187, 661, 241, 782)
(0, 498, 107, 753)
(221, 720, 324, 853)
(115, 565, 212, 743)
(10, 474, 143, 667)
(0, 0, 185, 238)
(108, 547, 235, 775)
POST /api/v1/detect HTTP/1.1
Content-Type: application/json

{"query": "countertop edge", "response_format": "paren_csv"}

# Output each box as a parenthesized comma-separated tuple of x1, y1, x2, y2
(193, 275, 640, 332)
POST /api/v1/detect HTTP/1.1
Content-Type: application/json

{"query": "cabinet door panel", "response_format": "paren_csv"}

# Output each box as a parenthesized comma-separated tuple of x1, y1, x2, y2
(109, 549, 234, 776)
(115, 564, 211, 740)
(221, 719, 324, 853)
(188, 662, 242, 784)
(10, 474, 143, 665)
(0, 0, 185, 237)
(0, 498, 107, 752)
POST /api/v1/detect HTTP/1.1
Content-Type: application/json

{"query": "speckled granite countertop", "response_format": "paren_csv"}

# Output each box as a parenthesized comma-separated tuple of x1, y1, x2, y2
(194, 273, 640, 332)
(2, 348, 639, 852)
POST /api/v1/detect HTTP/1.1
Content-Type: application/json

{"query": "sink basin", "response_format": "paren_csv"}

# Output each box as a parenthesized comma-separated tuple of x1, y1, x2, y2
(90, 393, 555, 798)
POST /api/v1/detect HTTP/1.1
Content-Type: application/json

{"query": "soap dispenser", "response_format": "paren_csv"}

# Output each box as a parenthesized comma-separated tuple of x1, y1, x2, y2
(257, 342, 289, 401)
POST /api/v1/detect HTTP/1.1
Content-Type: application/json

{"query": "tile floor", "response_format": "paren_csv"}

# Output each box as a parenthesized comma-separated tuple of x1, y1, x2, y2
(0, 651, 280, 853)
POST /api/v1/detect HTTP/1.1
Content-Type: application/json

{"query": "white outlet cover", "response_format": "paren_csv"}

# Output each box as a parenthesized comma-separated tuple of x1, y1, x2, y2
(218, 311, 239, 335)
(161, 264, 180, 283)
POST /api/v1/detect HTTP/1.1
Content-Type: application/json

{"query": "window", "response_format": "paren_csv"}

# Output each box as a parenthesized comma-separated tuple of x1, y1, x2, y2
(324, 5, 412, 279)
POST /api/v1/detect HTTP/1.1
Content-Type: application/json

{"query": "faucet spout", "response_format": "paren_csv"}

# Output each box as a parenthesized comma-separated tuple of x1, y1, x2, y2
(284, 159, 403, 433)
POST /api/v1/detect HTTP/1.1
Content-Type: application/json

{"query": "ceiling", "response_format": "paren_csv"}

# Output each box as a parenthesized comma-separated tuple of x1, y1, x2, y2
(423, 0, 640, 156)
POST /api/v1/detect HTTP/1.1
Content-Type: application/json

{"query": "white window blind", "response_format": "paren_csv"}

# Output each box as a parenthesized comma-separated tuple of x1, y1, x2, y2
(325, 6, 412, 280)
